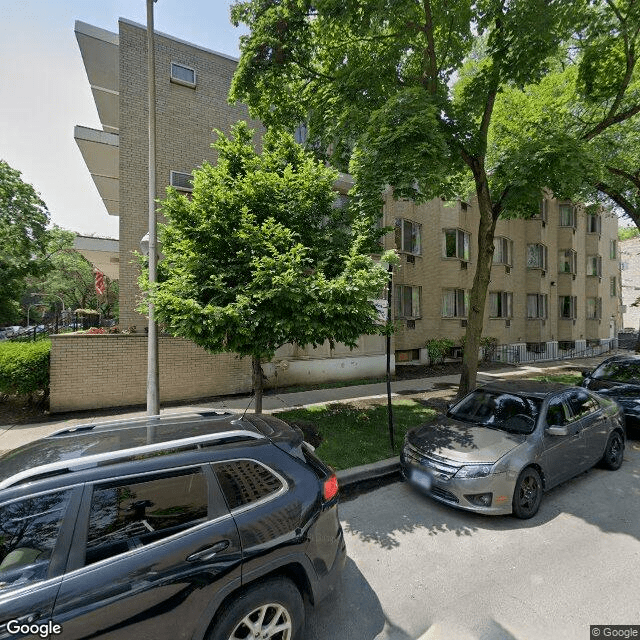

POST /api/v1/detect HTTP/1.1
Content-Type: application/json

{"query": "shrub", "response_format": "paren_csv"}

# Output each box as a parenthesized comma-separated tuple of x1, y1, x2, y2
(0, 340, 51, 396)
(459, 335, 498, 362)
(425, 338, 454, 364)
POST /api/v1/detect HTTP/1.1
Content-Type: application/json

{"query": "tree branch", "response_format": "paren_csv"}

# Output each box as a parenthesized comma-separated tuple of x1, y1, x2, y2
(596, 180, 640, 225)
(607, 165, 640, 191)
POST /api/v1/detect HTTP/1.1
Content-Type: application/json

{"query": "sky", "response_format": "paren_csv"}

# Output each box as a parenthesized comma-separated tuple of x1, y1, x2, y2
(0, 0, 244, 238)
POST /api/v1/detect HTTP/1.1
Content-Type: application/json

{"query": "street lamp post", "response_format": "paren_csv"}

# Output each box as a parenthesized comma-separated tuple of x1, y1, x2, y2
(146, 0, 160, 416)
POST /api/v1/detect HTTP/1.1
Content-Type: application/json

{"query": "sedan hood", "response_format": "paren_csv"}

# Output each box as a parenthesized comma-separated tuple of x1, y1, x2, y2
(407, 417, 525, 464)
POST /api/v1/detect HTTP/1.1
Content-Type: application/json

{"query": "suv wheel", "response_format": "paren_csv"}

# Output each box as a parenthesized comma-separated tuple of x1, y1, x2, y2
(209, 577, 304, 640)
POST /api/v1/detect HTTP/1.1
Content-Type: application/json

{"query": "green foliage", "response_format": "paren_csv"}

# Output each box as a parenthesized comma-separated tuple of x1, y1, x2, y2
(532, 373, 583, 385)
(142, 122, 393, 364)
(426, 338, 454, 365)
(0, 160, 50, 324)
(619, 227, 640, 241)
(0, 340, 50, 396)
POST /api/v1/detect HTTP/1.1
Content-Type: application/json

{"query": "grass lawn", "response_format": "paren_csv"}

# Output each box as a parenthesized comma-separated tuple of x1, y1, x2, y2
(531, 373, 583, 385)
(274, 399, 437, 471)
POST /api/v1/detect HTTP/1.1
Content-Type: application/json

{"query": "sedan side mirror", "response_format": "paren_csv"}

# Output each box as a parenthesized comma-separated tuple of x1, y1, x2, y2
(546, 425, 569, 437)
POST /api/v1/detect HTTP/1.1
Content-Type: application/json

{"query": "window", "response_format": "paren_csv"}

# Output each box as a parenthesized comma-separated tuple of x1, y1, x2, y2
(527, 294, 547, 319)
(567, 390, 599, 420)
(586, 297, 602, 319)
(489, 291, 513, 318)
(558, 249, 577, 274)
(536, 198, 548, 223)
(587, 214, 601, 234)
(559, 203, 576, 227)
(527, 244, 547, 270)
(170, 62, 196, 87)
(395, 219, 421, 255)
(610, 239, 617, 259)
(442, 288, 468, 318)
(587, 255, 602, 277)
(559, 295, 577, 319)
(610, 276, 617, 297)
(493, 237, 513, 265)
(0, 490, 72, 590)
(545, 397, 570, 427)
(215, 460, 283, 510)
(170, 170, 193, 192)
(395, 285, 421, 318)
(85, 469, 209, 565)
(443, 228, 470, 261)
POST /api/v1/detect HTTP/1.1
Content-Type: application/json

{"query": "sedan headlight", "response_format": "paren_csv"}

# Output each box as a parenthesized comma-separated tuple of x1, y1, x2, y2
(455, 464, 494, 479)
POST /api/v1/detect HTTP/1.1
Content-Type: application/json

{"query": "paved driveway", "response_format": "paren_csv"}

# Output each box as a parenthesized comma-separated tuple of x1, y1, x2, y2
(308, 443, 640, 640)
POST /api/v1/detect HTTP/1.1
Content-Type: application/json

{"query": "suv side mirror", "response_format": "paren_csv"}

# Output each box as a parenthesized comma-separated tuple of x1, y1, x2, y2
(546, 425, 569, 437)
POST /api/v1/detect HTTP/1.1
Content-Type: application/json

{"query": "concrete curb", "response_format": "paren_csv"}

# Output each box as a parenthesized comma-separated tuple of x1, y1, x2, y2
(336, 456, 400, 490)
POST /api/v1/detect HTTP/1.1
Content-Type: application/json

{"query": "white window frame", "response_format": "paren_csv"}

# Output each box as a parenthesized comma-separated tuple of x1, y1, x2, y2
(442, 288, 468, 318)
(558, 249, 577, 274)
(443, 228, 470, 262)
(488, 291, 513, 318)
(559, 203, 576, 228)
(493, 236, 513, 266)
(170, 170, 193, 192)
(527, 244, 548, 270)
(586, 255, 602, 277)
(559, 295, 577, 319)
(587, 214, 601, 234)
(527, 294, 547, 319)
(170, 62, 197, 88)
(586, 297, 602, 319)
(395, 219, 422, 255)
(395, 285, 421, 319)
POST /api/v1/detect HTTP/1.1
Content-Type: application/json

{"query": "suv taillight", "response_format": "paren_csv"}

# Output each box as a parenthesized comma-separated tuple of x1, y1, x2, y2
(323, 474, 339, 501)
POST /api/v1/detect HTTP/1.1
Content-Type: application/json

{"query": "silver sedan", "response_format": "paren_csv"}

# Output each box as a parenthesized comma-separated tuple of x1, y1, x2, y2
(400, 381, 626, 518)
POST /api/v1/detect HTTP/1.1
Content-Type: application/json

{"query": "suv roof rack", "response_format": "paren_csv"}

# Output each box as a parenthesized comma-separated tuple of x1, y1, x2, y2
(0, 428, 264, 491)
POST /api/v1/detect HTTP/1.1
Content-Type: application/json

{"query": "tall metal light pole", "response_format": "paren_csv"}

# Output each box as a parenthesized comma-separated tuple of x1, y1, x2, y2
(146, 0, 160, 416)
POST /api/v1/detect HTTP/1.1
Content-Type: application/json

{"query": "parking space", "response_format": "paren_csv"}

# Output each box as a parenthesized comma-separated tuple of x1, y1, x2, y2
(308, 443, 640, 640)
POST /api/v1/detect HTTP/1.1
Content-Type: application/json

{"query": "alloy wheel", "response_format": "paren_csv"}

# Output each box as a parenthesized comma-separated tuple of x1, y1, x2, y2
(228, 603, 292, 640)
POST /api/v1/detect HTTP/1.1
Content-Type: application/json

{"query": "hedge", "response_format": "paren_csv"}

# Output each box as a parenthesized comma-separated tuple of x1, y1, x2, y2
(0, 340, 51, 396)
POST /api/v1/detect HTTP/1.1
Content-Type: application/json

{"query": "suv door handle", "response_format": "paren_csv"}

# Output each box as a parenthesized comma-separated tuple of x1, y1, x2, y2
(186, 540, 230, 562)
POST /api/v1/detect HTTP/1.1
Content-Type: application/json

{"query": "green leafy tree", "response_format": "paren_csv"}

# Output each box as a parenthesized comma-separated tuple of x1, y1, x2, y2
(230, 0, 590, 396)
(0, 161, 50, 324)
(144, 122, 393, 413)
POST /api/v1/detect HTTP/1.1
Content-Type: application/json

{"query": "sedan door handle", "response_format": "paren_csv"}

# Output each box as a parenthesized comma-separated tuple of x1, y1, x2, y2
(187, 540, 230, 562)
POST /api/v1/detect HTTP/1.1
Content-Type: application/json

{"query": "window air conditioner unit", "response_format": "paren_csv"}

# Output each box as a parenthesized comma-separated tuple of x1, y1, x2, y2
(406, 254, 415, 264)
(505, 319, 511, 327)
(505, 266, 511, 274)
(170, 171, 193, 192)
(406, 319, 416, 330)
(461, 319, 467, 327)
(460, 261, 468, 270)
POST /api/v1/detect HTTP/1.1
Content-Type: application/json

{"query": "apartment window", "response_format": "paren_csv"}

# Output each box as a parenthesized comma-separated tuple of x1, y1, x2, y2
(442, 288, 468, 318)
(536, 198, 548, 223)
(170, 170, 193, 192)
(559, 203, 576, 228)
(493, 237, 513, 266)
(395, 219, 422, 255)
(527, 294, 548, 319)
(395, 285, 421, 319)
(558, 249, 577, 274)
(610, 239, 617, 259)
(489, 291, 513, 318)
(170, 62, 196, 87)
(443, 228, 470, 262)
(610, 276, 617, 297)
(586, 297, 602, 319)
(587, 214, 601, 234)
(559, 295, 577, 319)
(527, 244, 548, 270)
(587, 255, 602, 277)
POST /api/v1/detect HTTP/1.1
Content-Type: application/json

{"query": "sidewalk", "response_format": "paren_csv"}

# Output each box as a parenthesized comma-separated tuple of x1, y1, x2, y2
(0, 354, 608, 458)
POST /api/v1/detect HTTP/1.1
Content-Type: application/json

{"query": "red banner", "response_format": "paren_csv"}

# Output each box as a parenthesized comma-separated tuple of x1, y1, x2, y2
(95, 270, 105, 295)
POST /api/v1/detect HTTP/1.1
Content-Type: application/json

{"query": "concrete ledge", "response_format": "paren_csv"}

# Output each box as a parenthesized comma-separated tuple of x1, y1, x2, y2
(337, 456, 399, 490)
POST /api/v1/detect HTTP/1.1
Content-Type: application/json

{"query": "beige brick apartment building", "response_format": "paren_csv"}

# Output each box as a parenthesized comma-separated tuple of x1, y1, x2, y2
(60, 17, 621, 411)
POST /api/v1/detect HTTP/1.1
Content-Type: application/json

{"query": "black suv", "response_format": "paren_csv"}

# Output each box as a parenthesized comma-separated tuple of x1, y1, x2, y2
(0, 410, 345, 640)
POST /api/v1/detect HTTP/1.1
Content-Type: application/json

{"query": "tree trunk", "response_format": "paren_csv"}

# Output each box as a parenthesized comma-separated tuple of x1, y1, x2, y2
(252, 355, 264, 414)
(458, 168, 498, 398)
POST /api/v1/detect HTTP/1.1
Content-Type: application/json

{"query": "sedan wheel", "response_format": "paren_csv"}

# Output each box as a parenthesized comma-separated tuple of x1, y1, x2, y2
(209, 578, 303, 640)
(512, 467, 543, 519)
(601, 432, 624, 470)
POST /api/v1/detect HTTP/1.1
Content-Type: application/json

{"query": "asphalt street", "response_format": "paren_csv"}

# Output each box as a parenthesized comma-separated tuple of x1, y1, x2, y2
(308, 442, 640, 640)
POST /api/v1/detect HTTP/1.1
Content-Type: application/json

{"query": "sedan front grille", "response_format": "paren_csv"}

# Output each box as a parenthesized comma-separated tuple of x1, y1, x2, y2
(404, 443, 461, 480)
(430, 486, 459, 504)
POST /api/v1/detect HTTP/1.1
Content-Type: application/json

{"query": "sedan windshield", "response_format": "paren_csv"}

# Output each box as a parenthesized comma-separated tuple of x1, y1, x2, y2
(592, 361, 640, 384)
(449, 390, 541, 434)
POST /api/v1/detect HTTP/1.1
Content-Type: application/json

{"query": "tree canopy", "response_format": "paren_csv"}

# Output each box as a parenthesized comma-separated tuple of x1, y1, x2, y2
(230, 0, 594, 394)
(145, 122, 393, 412)
(0, 160, 50, 324)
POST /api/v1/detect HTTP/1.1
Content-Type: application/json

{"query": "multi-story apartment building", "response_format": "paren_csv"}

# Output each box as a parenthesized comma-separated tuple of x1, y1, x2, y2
(64, 17, 621, 412)
(620, 236, 640, 332)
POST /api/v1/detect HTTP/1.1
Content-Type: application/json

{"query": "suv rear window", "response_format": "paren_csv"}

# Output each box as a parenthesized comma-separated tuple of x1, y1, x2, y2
(593, 361, 640, 384)
(214, 461, 283, 510)
(85, 468, 209, 565)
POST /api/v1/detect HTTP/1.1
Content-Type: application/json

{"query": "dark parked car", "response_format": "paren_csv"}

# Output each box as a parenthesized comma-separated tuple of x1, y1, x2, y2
(582, 354, 640, 431)
(0, 411, 345, 640)
(401, 382, 625, 519)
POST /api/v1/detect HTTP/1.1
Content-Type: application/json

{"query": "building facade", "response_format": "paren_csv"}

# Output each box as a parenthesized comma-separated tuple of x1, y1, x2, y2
(620, 236, 640, 331)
